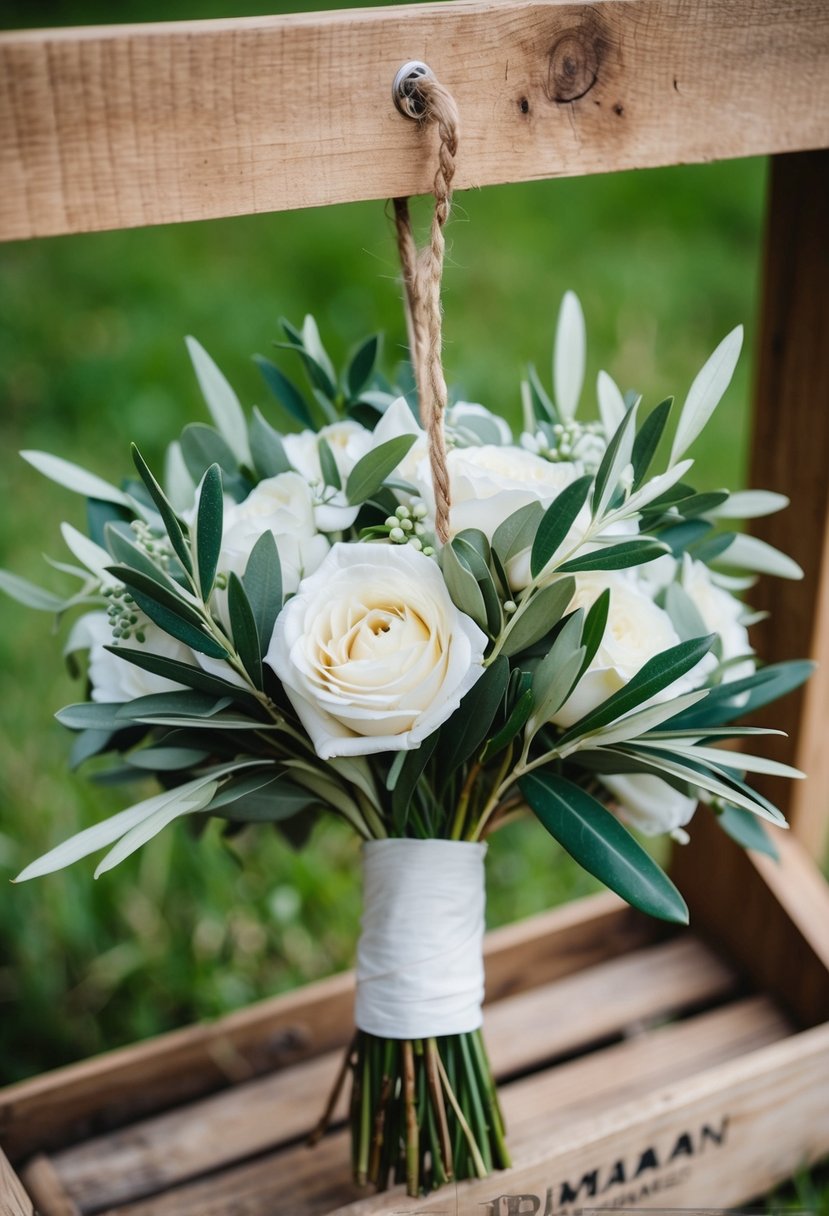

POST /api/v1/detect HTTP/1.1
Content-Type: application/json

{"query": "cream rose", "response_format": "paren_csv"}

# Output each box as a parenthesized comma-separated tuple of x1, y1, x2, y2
(551, 572, 687, 727)
(681, 556, 755, 684)
(600, 773, 698, 840)
(83, 612, 191, 702)
(265, 543, 487, 759)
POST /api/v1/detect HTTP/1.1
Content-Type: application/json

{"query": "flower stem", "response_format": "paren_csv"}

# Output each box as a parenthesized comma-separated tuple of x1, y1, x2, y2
(402, 1039, 419, 1195)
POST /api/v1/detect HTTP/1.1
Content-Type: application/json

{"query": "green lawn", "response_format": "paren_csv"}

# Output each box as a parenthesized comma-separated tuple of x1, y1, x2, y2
(1, 1, 826, 1206)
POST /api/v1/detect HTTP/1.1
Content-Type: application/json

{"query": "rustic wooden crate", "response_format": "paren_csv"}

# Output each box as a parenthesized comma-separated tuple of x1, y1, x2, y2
(1, 812, 827, 1215)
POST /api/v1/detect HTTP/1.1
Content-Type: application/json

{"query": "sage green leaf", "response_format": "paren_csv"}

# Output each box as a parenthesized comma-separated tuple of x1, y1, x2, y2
(671, 491, 729, 519)
(531, 609, 585, 725)
(185, 336, 250, 465)
(301, 315, 338, 395)
(60, 523, 116, 584)
(611, 459, 694, 519)
(21, 450, 133, 507)
(520, 771, 689, 923)
(500, 577, 575, 657)
(643, 739, 804, 781)
(439, 655, 509, 779)
(249, 408, 293, 478)
(568, 689, 709, 751)
(346, 435, 417, 505)
(117, 692, 234, 720)
(56, 702, 128, 730)
(558, 539, 668, 573)
(631, 397, 672, 488)
(533, 645, 586, 729)
(95, 780, 219, 876)
(557, 633, 716, 745)
(711, 490, 789, 520)
(657, 520, 711, 557)
(670, 326, 743, 463)
(596, 370, 626, 437)
(526, 364, 557, 425)
(228, 572, 262, 686)
(105, 524, 176, 589)
(0, 570, 66, 612)
(453, 535, 502, 635)
(530, 476, 592, 577)
(592, 404, 638, 518)
(318, 436, 342, 490)
(164, 440, 196, 513)
(688, 530, 737, 564)
(493, 502, 544, 565)
(126, 747, 211, 771)
(716, 804, 779, 860)
(243, 531, 282, 656)
(70, 729, 115, 770)
(254, 356, 313, 429)
(713, 533, 803, 580)
(131, 445, 193, 575)
(346, 334, 380, 399)
(216, 775, 318, 822)
(664, 583, 709, 641)
(441, 540, 487, 630)
(107, 565, 203, 626)
(181, 423, 239, 484)
(553, 291, 586, 421)
(194, 465, 224, 600)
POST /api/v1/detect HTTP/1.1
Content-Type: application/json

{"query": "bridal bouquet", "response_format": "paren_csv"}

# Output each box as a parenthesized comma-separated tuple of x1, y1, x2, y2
(4, 294, 810, 1195)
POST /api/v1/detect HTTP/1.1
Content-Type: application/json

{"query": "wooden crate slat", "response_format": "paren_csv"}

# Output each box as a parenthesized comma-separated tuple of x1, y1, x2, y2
(48, 935, 736, 1210)
(0, 893, 648, 1165)
(2, 0, 829, 241)
(747, 148, 829, 862)
(0, 1149, 33, 1216)
(90, 995, 793, 1216)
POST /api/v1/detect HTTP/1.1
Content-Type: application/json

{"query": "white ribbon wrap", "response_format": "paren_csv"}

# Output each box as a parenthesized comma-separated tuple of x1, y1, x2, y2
(355, 838, 487, 1039)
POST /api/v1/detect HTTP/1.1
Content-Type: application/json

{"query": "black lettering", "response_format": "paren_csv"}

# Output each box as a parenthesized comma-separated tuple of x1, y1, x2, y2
(480, 1197, 541, 1215)
(633, 1145, 660, 1177)
(700, 1116, 729, 1149)
(602, 1159, 627, 1189)
(558, 1169, 598, 1203)
(668, 1131, 694, 1161)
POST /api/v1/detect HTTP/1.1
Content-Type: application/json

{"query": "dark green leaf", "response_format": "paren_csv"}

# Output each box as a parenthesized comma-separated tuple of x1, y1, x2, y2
(500, 577, 575, 657)
(127, 747, 211, 772)
(249, 408, 293, 478)
(480, 688, 534, 762)
(254, 356, 313, 428)
(559, 539, 668, 573)
(102, 646, 263, 712)
(108, 566, 229, 659)
(441, 540, 487, 630)
(116, 692, 234, 721)
(688, 530, 737, 563)
(70, 729, 116, 769)
(87, 498, 134, 549)
(716, 804, 779, 860)
(391, 731, 440, 834)
(666, 659, 815, 729)
(527, 363, 558, 424)
(318, 436, 342, 490)
(228, 573, 262, 686)
(131, 444, 193, 575)
(530, 475, 592, 577)
(56, 702, 128, 730)
(105, 524, 176, 588)
(346, 334, 380, 399)
(215, 776, 320, 823)
(438, 656, 509, 779)
(195, 465, 224, 600)
(580, 588, 610, 674)
(631, 397, 672, 488)
(674, 490, 730, 519)
(346, 435, 417, 505)
(520, 771, 689, 924)
(656, 520, 711, 557)
(243, 531, 283, 657)
(558, 633, 716, 744)
(592, 406, 637, 517)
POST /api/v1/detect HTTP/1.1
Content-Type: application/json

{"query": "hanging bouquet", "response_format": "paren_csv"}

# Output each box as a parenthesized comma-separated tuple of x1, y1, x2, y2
(3, 291, 812, 1195)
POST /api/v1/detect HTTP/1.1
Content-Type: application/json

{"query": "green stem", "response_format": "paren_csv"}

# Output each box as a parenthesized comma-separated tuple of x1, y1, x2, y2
(435, 1047, 488, 1179)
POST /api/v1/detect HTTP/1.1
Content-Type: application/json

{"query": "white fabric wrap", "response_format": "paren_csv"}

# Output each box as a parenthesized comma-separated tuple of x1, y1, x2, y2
(355, 838, 487, 1039)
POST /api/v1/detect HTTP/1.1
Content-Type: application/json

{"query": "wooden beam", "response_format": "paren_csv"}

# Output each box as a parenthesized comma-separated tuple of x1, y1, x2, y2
(748, 149, 829, 862)
(1, 0, 828, 241)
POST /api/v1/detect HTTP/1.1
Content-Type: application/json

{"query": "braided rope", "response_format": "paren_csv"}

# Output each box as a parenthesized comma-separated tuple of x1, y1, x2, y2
(393, 76, 459, 544)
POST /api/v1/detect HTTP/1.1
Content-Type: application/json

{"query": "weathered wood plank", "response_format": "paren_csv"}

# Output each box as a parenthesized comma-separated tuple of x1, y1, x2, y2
(50, 935, 735, 1210)
(0, 1148, 33, 1216)
(0, 893, 650, 1164)
(16, 1157, 78, 1216)
(94, 996, 793, 1215)
(747, 148, 829, 863)
(2, 0, 828, 240)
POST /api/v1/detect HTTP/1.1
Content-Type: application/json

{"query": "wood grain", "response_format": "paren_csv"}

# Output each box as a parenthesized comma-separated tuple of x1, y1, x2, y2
(747, 149, 829, 863)
(0, 893, 649, 1164)
(2, 0, 828, 240)
(0, 1149, 33, 1216)
(49, 935, 735, 1210)
(94, 996, 792, 1215)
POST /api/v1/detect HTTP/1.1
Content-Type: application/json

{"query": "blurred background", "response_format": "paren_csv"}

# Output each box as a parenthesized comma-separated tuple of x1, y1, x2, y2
(3, 5, 821, 1205)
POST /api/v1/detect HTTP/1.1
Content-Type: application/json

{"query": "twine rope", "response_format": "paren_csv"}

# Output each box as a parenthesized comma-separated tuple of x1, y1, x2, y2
(393, 75, 459, 544)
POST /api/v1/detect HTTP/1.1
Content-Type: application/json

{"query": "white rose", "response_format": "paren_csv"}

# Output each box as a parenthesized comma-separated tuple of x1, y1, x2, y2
(283, 420, 372, 485)
(219, 473, 329, 604)
(551, 572, 687, 727)
(265, 543, 487, 759)
(83, 612, 191, 702)
(601, 773, 698, 840)
(681, 556, 755, 684)
(369, 396, 428, 491)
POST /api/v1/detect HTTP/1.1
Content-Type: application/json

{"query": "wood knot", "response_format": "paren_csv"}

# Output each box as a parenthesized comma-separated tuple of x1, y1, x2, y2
(546, 24, 605, 102)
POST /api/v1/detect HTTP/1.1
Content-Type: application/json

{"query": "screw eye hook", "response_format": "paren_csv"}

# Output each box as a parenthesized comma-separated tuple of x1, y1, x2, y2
(392, 61, 435, 120)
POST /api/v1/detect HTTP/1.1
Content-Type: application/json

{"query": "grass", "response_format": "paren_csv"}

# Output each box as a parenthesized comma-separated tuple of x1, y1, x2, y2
(1, 0, 825, 1203)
